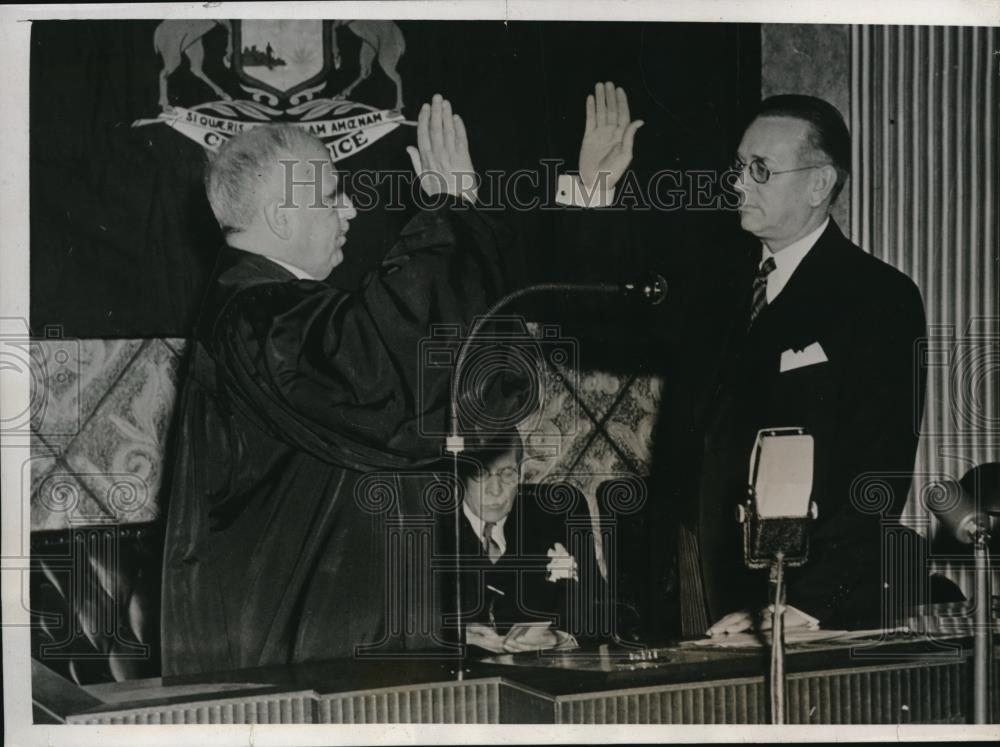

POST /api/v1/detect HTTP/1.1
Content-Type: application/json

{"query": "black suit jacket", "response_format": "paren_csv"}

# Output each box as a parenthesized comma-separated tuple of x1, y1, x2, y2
(688, 218, 927, 629)
(446, 484, 608, 643)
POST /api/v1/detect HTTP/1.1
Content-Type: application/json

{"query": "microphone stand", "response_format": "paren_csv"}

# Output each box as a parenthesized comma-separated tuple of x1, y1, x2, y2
(445, 278, 664, 679)
(738, 428, 816, 725)
(446, 282, 609, 680)
(928, 476, 997, 724)
(972, 525, 993, 723)
(769, 551, 786, 725)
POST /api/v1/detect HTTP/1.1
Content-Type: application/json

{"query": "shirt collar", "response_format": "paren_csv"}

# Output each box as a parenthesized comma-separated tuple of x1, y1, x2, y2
(462, 500, 508, 557)
(262, 255, 317, 281)
(760, 216, 829, 302)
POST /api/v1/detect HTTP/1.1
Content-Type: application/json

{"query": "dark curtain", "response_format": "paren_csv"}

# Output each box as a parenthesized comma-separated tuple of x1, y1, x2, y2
(30, 19, 759, 340)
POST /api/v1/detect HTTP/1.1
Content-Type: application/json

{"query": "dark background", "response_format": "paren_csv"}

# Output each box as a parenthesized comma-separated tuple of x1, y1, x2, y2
(27, 19, 761, 685)
(30, 19, 760, 340)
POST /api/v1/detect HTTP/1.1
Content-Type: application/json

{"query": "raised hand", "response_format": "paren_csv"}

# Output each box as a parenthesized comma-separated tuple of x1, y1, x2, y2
(406, 94, 478, 204)
(578, 81, 644, 193)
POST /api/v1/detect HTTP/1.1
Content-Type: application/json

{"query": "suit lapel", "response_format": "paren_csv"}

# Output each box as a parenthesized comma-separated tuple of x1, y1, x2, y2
(750, 219, 846, 351)
(701, 219, 848, 447)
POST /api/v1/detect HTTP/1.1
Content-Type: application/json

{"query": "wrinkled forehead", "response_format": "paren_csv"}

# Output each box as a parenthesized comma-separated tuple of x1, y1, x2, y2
(278, 144, 338, 191)
(738, 115, 812, 163)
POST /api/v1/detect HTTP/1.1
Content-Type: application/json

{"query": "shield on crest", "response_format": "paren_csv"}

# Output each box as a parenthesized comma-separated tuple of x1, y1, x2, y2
(232, 20, 333, 105)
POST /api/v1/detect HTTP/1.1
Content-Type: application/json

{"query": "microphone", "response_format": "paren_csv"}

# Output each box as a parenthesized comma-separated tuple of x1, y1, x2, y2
(738, 427, 817, 568)
(615, 272, 669, 306)
(736, 427, 817, 726)
(926, 464, 1000, 724)
(928, 474, 998, 545)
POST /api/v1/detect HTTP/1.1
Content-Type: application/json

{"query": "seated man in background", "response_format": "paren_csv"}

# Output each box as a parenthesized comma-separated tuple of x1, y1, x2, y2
(161, 96, 513, 676)
(446, 429, 609, 654)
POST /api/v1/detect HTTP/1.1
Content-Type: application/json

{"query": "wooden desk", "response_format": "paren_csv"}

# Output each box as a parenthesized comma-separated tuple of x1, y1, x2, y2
(34, 633, 998, 725)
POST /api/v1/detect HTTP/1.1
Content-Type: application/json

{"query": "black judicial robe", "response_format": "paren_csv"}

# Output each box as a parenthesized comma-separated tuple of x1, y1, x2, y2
(161, 201, 509, 676)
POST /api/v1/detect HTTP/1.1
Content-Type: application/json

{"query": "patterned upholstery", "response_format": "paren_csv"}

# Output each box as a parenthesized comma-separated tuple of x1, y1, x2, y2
(29, 338, 184, 530)
(27, 336, 662, 531)
(29, 338, 181, 684)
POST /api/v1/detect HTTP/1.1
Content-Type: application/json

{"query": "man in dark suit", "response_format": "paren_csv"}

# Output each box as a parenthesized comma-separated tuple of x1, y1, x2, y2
(556, 89, 929, 638)
(685, 96, 928, 636)
(446, 431, 607, 653)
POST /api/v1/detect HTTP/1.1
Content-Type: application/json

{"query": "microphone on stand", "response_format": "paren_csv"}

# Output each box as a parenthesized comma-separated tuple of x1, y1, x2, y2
(736, 427, 817, 725)
(614, 272, 669, 306)
(738, 428, 817, 567)
(567, 272, 669, 306)
(930, 477, 995, 544)
(926, 466, 999, 724)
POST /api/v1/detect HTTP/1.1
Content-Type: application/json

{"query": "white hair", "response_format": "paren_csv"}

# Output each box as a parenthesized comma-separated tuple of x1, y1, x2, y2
(205, 124, 326, 233)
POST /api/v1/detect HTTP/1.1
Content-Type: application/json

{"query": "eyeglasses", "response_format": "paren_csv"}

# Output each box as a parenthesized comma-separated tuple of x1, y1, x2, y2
(731, 156, 831, 185)
(469, 466, 520, 487)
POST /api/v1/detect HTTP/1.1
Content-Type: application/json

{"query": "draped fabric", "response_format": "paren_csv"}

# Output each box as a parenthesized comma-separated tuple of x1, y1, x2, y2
(848, 25, 999, 541)
(161, 202, 516, 675)
(30, 20, 760, 338)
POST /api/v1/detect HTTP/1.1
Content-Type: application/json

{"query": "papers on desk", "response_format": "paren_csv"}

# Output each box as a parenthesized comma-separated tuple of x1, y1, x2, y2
(682, 627, 902, 649)
(466, 622, 579, 654)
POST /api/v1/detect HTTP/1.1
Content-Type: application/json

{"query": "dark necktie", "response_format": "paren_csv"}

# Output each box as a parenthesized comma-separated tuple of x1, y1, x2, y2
(748, 256, 777, 328)
(481, 522, 502, 564)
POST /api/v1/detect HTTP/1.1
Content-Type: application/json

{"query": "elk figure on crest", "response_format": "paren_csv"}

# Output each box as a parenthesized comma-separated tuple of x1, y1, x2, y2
(154, 20, 233, 111)
(331, 20, 406, 112)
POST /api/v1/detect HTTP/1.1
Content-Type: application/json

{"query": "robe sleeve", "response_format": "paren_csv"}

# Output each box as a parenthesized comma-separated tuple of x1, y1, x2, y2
(213, 201, 515, 471)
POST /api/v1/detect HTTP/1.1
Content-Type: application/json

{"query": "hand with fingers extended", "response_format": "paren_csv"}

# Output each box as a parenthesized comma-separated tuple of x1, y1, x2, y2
(706, 605, 819, 638)
(500, 622, 562, 653)
(578, 81, 644, 195)
(406, 93, 479, 204)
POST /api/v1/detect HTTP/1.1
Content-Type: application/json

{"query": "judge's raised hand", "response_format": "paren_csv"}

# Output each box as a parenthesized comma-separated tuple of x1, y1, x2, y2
(578, 81, 644, 193)
(406, 94, 478, 204)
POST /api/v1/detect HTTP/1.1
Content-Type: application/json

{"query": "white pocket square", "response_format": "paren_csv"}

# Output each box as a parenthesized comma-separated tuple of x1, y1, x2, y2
(780, 341, 828, 372)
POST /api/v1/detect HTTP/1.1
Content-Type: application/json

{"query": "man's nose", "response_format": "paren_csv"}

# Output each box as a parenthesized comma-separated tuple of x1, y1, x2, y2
(734, 174, 753, 203)
(485, 476, 504, 497)
(342, 196, 357, 221)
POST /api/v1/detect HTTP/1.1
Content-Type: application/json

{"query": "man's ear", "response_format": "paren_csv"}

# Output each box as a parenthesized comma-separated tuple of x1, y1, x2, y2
(809, 164, 838, 207)
(262, 198, 293, 240)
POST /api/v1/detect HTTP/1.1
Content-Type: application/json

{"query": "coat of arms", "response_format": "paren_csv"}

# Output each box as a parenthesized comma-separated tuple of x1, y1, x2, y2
(136, 19, 408, 162)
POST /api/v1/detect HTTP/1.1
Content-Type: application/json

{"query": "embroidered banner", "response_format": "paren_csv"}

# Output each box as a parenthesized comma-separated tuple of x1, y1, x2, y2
(134, 99, 407, 160)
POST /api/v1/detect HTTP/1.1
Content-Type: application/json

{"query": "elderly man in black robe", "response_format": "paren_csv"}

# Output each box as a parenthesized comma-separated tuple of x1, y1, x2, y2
(161, 95, 509, 675)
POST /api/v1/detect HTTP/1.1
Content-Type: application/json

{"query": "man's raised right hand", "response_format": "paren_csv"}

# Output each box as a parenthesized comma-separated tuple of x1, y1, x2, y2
(406, 94, 479, 204)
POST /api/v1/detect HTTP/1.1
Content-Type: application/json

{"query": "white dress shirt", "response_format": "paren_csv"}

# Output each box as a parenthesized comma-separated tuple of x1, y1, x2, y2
(555, 174, 616, 208)
(760, 217, 829, 303)
(462, 500, 508, 557)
